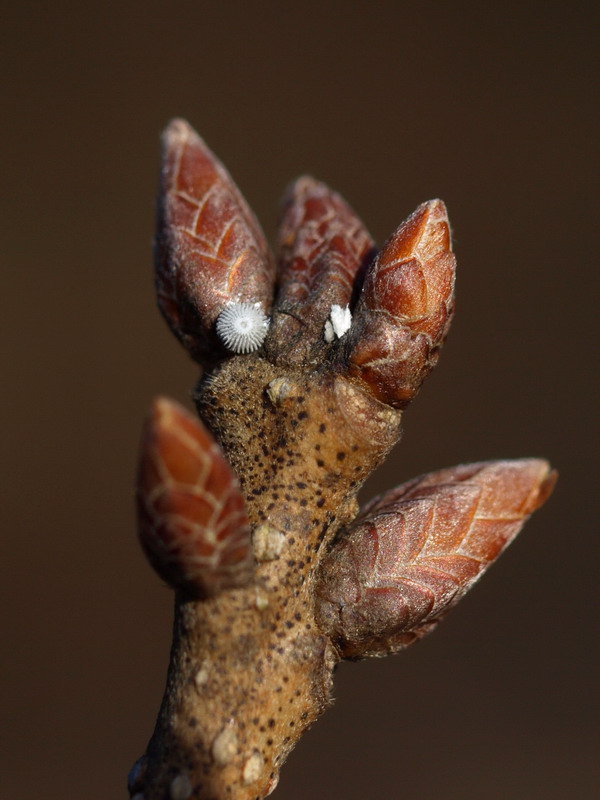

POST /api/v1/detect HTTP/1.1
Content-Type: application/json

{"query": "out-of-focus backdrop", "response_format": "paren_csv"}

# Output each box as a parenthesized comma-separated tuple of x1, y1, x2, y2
(2, 2, 598, 798)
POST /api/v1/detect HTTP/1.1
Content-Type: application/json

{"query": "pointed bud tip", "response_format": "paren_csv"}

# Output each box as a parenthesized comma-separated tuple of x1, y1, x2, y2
(407, 198, 448, 224)
(286, 174, 322, 195)
(517, 458, 558, 513)
(147, 395, 192, 428)
(160, 119, 210, 170)
(386, 198, 452, 262)
(442, 457, 557, 519)
(279, 175, 339, 214)
(150, 394, 176, 416)
(143, 397, 213, 478)
(162, 117, 196, 143)
(421, 197, 448, 219)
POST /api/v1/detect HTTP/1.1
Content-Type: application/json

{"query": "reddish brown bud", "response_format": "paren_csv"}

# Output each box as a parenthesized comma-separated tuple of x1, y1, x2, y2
(346, 200, 456, 408)
(155, 119, 275, 362)
(269, 177, 374, 359)
(136, 397, 255, 598)
(315, 459, 556, 658)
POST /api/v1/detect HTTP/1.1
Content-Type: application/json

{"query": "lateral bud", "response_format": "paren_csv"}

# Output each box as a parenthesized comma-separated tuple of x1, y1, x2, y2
(270, 176, 374, 360)
(155, 119, 275, 362)
(346, 199, 455, 408)
(315, 459, 556, 658)
(136, 397, 255, 598)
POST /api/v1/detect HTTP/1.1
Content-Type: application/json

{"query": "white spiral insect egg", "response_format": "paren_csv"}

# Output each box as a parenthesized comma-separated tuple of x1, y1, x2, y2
(215, 302, 270, 353)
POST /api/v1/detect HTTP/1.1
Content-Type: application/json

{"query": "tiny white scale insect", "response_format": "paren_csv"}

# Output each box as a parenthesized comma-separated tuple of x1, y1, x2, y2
(324, 304, 352, 343)
(215, 302, 270, 353)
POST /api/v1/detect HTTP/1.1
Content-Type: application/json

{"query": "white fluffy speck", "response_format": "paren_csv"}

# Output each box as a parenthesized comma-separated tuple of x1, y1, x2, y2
(216, 302, 269, 353)
(252, 524, 285, 561)
(169, 773, 192, 800)
(324, 304, 352, 342)
(243, 750, 264, 785)
(212, 726, 239, 766)
(194, 659, 210, 689)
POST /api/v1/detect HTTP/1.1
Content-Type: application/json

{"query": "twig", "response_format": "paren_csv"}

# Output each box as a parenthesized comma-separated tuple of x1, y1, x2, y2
(128, 119, 556, 800)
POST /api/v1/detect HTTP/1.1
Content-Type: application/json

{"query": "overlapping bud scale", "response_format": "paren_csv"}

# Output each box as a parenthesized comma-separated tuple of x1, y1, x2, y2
(347, 199, 456, 407)
(155, 119, 275, 362)
(315, 459, 556, 658)
(137, 397, 254, 597)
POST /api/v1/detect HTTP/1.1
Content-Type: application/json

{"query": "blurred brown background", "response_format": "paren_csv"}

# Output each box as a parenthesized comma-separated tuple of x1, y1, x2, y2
(2, 2, 598, 798)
